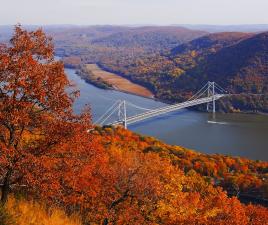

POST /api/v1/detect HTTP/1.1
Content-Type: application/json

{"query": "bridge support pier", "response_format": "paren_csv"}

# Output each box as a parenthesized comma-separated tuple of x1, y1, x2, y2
(212, 82, 216, 114)
(123, 100, 127, 129)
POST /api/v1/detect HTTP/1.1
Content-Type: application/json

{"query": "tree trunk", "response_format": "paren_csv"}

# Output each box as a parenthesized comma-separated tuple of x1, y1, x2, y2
(1, 170, 12, 204)
(102, 218, 108, 225)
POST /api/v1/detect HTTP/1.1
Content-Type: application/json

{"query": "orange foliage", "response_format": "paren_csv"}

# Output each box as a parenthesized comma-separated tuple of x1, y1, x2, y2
(90, 127, 268, 224)
(0, 25, 105, 206)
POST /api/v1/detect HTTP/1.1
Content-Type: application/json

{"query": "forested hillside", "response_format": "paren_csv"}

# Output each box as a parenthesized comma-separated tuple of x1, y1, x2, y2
(39, 25, 206, 62)
(174, 32, 268, 92)
(69, 30, 267, 113)
(95, 126, 268, 205)
(91, 26, 207, 50)
(171, 32, 268, 112)
(170, 32, 253, 71)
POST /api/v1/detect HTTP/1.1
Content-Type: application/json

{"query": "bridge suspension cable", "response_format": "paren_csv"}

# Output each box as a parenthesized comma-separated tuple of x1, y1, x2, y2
(187, 83, 209, 101)
(125, 101, 153, 111)
(94, 100, 121, 124)
(214, 83, 228, 93)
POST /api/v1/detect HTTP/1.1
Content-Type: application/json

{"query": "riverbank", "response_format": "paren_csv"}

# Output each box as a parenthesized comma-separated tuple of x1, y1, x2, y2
(79, 64, 154, 98)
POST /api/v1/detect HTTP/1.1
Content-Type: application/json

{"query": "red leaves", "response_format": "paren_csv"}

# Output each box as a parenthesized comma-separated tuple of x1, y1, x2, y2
(89, 127, 268, 224)
(0, 25, 105, 207)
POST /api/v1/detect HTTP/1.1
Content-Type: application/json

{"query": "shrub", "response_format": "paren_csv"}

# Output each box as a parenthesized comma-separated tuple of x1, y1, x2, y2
(5, 197, 81, 225)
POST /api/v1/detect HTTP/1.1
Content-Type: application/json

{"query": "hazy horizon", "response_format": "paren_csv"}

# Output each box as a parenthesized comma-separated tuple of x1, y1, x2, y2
(1, 23, 268, 27)
(1, 0, 268, 26)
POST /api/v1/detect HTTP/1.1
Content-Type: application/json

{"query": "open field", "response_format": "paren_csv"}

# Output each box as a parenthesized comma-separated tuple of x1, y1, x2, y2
(85, 64, 154, 98)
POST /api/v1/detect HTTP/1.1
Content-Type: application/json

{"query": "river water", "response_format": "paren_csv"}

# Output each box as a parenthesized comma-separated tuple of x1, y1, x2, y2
(65, 68, 268, 161)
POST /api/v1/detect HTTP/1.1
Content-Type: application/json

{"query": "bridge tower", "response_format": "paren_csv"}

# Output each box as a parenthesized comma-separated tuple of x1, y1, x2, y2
(118, 100, 127, 129)
(207, 81, 216, 113)
(123, 100, 127, 129)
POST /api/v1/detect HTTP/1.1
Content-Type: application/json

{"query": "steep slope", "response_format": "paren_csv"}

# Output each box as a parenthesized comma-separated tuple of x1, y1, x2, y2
(171, 32, 268, 112)
(171, 32, 252, 54)
(170, 32, 253, 71)
(94, 127, 268, 206)
(175, 32, 268, 94)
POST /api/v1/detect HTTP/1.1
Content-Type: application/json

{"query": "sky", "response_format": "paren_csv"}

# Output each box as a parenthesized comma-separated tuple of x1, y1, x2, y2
(0, 0, 268, 25)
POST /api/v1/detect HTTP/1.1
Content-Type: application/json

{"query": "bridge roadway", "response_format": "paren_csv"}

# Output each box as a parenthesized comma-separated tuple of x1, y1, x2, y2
(110, 94, 226, 126)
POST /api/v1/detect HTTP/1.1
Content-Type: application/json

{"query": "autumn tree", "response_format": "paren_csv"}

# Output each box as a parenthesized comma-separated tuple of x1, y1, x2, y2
(89, 127, 268, 224)
(0, 25, 101, 205)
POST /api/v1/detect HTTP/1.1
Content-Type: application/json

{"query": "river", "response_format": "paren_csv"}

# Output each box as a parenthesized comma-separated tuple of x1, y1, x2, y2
(65, 68, 268, 161)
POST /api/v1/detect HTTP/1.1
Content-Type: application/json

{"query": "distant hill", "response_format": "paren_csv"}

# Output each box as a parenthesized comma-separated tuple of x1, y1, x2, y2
(171, 32, 252, 55)
(0, 25, 130, 48)
(178, 24, 268, 33)
(48, 25, 208, 68)
(92, 26, 207, 50)
(173, 32, 268, 93)
(49, 25, 130, 44)
(170, 32, 253, 71)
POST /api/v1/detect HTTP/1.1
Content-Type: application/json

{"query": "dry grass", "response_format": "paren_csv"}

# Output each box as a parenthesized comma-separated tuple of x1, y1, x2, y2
(5, 197, 82, 225)
(86, 64, 154, 98)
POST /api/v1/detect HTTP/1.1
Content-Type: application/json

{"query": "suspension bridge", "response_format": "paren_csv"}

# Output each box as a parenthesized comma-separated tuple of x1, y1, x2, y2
(95, 81, 228, 129)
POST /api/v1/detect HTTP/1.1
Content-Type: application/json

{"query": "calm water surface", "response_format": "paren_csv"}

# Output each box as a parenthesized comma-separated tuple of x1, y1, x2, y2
(66, 68, 268, 161)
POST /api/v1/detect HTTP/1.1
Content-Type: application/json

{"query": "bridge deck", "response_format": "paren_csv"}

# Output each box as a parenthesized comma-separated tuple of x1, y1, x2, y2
(110, 94, 226, 126)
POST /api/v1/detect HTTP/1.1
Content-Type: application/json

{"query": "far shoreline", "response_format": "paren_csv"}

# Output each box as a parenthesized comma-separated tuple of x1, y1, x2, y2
(77, 63, 154, 99)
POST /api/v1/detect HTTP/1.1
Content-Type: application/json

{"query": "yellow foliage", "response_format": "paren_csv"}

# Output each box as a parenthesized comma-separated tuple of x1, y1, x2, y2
(6, 197, 82, 225)
(190, 50, 197, 57)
